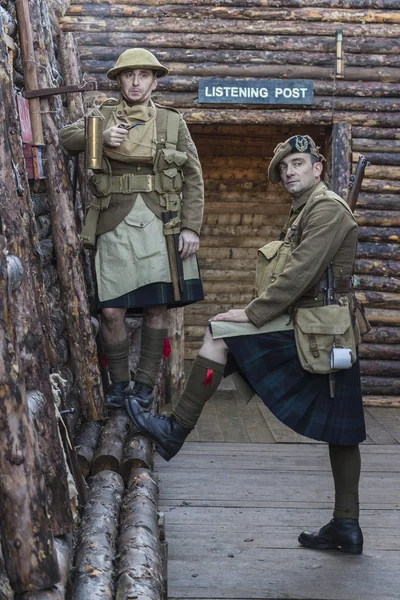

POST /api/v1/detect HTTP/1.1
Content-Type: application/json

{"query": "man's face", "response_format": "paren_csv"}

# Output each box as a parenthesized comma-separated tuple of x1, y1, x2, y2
(118, 69, 158, 105)
(278, 153, 323, 197)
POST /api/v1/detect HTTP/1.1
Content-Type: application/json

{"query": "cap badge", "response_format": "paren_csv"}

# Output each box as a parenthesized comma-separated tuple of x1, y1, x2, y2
(295, 136, 309, 152)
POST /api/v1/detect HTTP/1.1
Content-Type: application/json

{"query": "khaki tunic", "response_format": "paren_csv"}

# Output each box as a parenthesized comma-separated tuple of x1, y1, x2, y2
(60, 99, 204, 235)
(60, 98, 204, 301)
(245, 181, 358, 327)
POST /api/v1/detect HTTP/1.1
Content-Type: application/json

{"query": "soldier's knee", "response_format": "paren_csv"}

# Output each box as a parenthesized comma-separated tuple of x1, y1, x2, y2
(101, 307, 126, 327)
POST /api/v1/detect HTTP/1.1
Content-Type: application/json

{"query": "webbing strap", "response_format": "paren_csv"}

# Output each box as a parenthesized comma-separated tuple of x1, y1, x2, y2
(165, 110, 179, 150)
(110, 173, 155, 193)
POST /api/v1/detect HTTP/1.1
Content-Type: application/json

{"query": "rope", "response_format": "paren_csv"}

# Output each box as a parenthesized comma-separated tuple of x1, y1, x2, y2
(49, 373, 78, 506)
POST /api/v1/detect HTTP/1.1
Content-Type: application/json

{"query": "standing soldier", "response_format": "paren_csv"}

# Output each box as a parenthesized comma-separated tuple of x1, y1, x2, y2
(126, 135, 368, 555)
(60, 48, 204, 409)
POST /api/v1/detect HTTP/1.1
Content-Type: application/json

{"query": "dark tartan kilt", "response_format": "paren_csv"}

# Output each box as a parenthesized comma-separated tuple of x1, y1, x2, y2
(224, 330, 366, 446)
(97, 277, 204, 313)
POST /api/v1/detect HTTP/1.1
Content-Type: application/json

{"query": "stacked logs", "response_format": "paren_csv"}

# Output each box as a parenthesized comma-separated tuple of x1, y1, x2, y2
(352, 127, 400, 399)
(72, 416, 165, 600)
(61, 0, 400, 130)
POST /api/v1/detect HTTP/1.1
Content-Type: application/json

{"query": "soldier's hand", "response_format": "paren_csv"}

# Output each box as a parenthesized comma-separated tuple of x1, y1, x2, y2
(103, 125, 128, 147)
(179, 228, 199, 260)
(210, 309, 250, 323)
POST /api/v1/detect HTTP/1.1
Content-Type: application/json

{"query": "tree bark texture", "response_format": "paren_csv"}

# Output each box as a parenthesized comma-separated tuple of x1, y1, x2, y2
(66, 3, 400, 22)
(354, 258, 400, 277)
(115, 469, 163, 600)
(0, 542, 13, 600)
(76, 32, 400, 57)
(0, 11, 73, 540)
(362, 376, 400, 395)
(59, 32, 85, 123)
(357, 194, 400, 211)
(165, 308, 185, 406)
(27, 391, 73, 536)
(353, 127, 400, 139)
(29, 0, 106, 421)
(21, 535, 72, 600)
(360, 344, 400, 360)
(15, 0, 43, 144)
(91, 408, 130, 475)
(70, 0, 400, 8)
(120, 428, 154, 483)
(75, 420, 103, 478)
(71, 471, 124, 600)
(83, 50, 400, 70)
(331, 123, 352, 200)
(0, 236, 59, 593)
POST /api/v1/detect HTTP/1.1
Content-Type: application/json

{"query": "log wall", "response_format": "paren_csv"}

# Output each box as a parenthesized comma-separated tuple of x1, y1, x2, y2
(60, 0, 400, 397)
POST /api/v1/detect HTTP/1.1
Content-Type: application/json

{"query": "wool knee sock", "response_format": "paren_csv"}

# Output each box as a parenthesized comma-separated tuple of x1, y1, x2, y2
(329, 444, 361, 520)
(135, 325, 168, 387)
(173, 355, 225, 429)
(101, 336, 130, 383)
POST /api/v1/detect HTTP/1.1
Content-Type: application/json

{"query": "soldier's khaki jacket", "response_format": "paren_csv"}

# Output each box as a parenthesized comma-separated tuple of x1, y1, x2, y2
(245, 181, 359, 328)
(60, 99, 204, 236)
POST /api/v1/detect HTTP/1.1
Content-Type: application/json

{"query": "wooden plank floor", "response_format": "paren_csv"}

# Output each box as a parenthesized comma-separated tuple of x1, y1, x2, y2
(157, 378, 400, 600)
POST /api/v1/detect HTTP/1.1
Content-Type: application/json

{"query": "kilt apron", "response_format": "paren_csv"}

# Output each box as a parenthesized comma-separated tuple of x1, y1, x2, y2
(215, 324, 366, 446)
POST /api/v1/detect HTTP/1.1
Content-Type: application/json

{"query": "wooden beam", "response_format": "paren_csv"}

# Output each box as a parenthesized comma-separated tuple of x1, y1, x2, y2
(15, 0, 43, 144)
(60, 16, 400, 39)
(0, 237, 59, 593)
(30, 0, 107, 421)
(63, 6, 400, 23)
(75, 32, 400, 55)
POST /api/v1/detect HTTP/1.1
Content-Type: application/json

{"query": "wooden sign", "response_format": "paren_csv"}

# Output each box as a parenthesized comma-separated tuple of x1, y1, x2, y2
(198, 79, 314, 105)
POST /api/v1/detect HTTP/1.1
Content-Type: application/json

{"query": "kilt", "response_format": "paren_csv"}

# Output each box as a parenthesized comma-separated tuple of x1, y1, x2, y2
(97, 277, 204, 312)
(224, 330, 366, 446)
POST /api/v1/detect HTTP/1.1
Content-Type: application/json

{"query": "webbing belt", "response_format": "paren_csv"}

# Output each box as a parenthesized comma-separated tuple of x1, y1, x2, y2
(110, 173, 155, 194)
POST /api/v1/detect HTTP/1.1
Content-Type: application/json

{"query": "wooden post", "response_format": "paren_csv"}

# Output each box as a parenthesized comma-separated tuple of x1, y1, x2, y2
(331, 122, 352, 201)
(166, 307, 185, 406)
(115, 469, 163, 600)
(91, 409, 130, 475)
(0, 235, 59, 593)
(0, 9, 73, 537)
(75, 420, 103, 478)
(29, 0, 106, 421)
(59, 32, 85, 123)
(72, 471, 124, 600)
(21, 536, 73, 600)
(120, 427, 154, 482)
(14, 0, 43, 144)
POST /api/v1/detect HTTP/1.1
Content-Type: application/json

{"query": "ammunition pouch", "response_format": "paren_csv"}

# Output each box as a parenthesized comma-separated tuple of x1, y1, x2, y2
(154, 148, 187, 200)
(293, 298, 357, 374)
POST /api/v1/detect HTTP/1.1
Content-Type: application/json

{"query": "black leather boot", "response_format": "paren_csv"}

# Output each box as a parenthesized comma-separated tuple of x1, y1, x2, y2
(298, 518, 363, 554)
(125, 397, 191, 461)
(130, 381, 154, 410)
(105, 381, 133, 409)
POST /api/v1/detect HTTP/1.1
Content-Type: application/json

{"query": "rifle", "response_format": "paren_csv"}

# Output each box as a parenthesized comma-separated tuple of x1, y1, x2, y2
(347, 155, 370, 211)
(162, 210, 185, 301)
(327, 154, 371, 398)
(326, 262, 336, 399)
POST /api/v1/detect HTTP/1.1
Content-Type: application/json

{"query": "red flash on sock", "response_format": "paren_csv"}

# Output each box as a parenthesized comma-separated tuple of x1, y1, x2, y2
(163, 338, 172, 359)
(203, 369, 213, 387)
